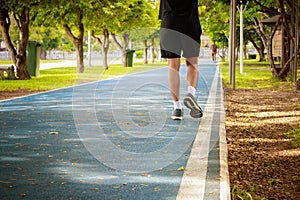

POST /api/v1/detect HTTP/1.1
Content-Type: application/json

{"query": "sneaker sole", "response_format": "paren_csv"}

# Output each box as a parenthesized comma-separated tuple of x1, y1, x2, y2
(190, 110, 203, 118)
(184, 95, 203, 118)
(171, 116, 183, 120)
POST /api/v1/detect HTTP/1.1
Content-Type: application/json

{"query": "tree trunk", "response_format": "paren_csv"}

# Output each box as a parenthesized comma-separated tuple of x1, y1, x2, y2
(248, 34, 265, 62)
(143, 40, 148, 64)
(296, 78, 300, 91)
(253, 17, 272, 63)
(112, 33, 129, 67)
(91, 29, 110, 70)
(62, 10, 84, 73)
(122, 49, 128, 67)
(102, 47, 109, 70)
(151, 38, 155, 63)
(0, 8, 31, 79)
(253, 16, 285, 78)
(155, 48, 160, 62)
(258, 44, 265, 62)
(74, 40, 84, 73)
(277, 55, 294, 79)
(269, 18, 283, 77)
(0, 9, 16, 63)
(243, 43, 247, 59)
(102, 29, 110, 70)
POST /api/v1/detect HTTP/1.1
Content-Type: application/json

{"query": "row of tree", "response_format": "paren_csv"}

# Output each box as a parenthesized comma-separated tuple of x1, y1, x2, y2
(0, 0, 158, 79)
(0, 0, 299, 83)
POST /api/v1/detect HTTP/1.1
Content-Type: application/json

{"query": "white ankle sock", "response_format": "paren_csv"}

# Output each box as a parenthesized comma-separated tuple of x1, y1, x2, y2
(188, 86, 196, 96)
(173, 101, 182, 110)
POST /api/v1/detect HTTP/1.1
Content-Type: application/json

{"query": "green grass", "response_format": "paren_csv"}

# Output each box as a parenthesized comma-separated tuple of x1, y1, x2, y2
(0, 61, 167, 92)
(220, 60, 296, 90)
(0, 59, 63, 65)
(241, 59, 270, 65)
(221, 58, 277, 65)
(40, 60, 66, 63)
(0, 60, 14, 65)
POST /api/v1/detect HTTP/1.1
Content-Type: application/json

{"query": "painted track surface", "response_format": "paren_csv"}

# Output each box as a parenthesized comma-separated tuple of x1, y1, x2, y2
(0, 64, 230, 200)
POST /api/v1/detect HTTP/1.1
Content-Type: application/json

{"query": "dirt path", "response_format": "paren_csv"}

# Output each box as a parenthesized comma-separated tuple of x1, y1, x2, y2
(225, 87, 300, 199)
(0, 90, 45, 101)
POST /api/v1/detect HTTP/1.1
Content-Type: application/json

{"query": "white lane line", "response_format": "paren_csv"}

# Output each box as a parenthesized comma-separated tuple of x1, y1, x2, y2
(176, 67, 219, 200)
(218, 66, 231, 200)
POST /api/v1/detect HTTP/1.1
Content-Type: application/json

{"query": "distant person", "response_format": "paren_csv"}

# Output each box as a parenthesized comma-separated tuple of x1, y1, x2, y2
(210, 41, 217, 62)
(159, 0, 203, 120)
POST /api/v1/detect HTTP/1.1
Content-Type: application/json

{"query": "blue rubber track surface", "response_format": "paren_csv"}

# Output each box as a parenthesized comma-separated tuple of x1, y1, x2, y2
(0, 65, 227, 200)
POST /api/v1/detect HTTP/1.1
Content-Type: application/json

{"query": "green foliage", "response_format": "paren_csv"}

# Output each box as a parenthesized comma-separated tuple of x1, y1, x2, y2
(0, 0, 40, 13)
(130, 27, 159, 45)
(85, 0, 129, 32)
(135, 50, 143, 59)
(29, 27, 64, 51)
(288, 124, 300, 147)
(111, 0, 157, 34)
(199, 1, 230, 45)
(231, 185, 254, 200)
(59, 37, 74, 52)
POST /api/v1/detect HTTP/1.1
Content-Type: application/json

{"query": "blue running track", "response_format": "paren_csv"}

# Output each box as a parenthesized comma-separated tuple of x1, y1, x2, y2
(0, 64, 230, 200)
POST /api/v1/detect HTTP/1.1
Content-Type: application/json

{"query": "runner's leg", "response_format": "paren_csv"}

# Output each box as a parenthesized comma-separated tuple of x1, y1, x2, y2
(186, 57, 198, 90)
(168, 58, 181, 102)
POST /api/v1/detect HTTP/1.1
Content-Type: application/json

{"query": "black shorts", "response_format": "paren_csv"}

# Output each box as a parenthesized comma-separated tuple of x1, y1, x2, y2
(160, 19, 202, 58)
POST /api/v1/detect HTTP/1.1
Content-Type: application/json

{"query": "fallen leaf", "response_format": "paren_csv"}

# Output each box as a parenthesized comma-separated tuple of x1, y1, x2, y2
(177, 166, 185, 171)
(49, 131, 59, 135)
(20, 193, 27, 197)
(0, 181, 12, 184)
(141, 173, 152, 178)
(39, 144, 51, 146)
(154, 186, 160, 192)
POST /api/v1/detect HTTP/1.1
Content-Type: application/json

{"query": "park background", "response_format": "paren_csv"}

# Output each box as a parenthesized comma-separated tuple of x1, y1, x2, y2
(1, 0, 300, 199)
